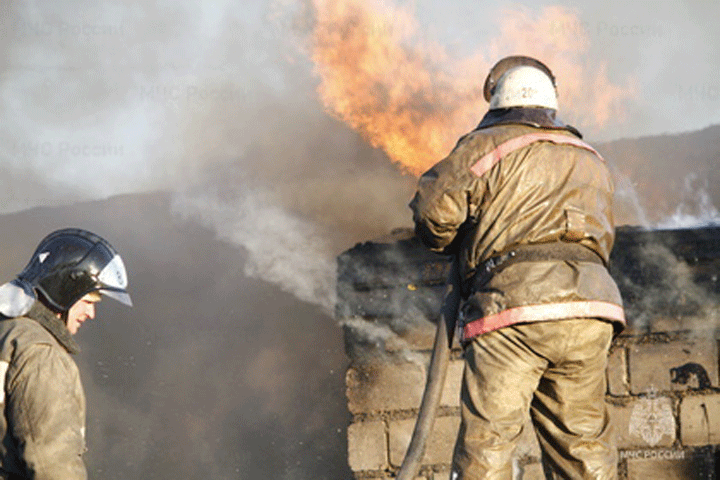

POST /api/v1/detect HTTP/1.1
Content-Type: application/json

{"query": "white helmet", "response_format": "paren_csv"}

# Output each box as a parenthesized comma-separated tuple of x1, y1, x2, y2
(484, 56, 558, 110)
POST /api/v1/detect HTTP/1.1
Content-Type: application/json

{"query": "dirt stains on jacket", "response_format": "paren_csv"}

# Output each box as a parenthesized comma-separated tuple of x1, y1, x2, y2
(0, 301, 87, 479)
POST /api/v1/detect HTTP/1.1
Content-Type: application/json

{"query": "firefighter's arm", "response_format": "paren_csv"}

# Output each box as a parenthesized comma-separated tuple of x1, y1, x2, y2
(410, 146, 479, 253)
(6, 344, 87, 480)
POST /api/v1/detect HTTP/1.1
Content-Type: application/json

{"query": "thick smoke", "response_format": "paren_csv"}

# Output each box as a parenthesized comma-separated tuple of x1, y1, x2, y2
(0, 1, 415, 478)
(0, 195, 356, 479)
(172, 185, 338, 314)
(1, 0, 720, 479)
(656, 174, 720, 229)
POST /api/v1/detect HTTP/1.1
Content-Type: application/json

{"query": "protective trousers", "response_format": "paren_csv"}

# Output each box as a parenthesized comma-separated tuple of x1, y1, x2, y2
(451, 318, 616, 480)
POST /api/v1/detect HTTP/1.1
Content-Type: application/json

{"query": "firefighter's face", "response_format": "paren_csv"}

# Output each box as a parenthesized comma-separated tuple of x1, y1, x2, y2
(66, 292, 101, 335)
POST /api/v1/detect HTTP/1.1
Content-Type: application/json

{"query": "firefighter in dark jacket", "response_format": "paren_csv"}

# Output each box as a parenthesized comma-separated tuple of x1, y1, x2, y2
(410, 56, 625, 479)
(0, 228, 132, 479)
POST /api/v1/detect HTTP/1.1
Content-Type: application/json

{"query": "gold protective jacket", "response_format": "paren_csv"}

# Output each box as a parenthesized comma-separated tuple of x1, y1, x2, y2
(0, 302, 87, 480)
(410, 122, 625, 339)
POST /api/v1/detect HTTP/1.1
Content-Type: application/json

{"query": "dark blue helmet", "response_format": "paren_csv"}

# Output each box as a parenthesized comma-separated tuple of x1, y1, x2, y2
(17, 228, 132, 312)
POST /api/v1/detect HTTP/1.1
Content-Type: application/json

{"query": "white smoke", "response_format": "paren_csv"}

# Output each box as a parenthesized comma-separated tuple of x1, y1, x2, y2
(340, 317, 429, 365)
(171, 186, 337, 314)
(656, 174, 720, 229)
(611, 167, 651, 227)
(0, 0, 285, 213)
(2, 0, 719, 213)
(1, 1, 719, 478)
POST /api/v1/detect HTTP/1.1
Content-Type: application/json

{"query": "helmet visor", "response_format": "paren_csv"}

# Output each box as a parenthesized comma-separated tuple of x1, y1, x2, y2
(97, 254, 132, 306)
(100, 288, 133, 306)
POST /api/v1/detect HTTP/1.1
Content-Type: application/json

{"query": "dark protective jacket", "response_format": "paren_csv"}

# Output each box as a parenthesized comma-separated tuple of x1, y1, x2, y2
(0, 302, 87, 480)
(410, 113, 625, 340)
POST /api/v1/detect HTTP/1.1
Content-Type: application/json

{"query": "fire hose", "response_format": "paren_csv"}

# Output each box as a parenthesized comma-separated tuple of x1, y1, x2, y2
(396, 257, 462, 480)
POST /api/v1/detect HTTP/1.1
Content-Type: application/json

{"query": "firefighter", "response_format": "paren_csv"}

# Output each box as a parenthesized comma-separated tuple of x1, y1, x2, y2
(410, 56, 625, 479)
(0, 228, 132, 479)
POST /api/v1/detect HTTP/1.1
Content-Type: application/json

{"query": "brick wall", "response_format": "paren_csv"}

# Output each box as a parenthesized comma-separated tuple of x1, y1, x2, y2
(337, 226, 720, 479)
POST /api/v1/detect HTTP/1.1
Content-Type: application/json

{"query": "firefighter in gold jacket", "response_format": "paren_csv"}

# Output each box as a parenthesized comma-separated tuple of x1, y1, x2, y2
(410, 56, 625, 479)
(0, 229, 132, 479)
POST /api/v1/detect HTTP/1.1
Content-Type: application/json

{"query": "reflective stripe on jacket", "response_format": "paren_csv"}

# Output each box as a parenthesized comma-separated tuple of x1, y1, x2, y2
(410, 123, 625, 340)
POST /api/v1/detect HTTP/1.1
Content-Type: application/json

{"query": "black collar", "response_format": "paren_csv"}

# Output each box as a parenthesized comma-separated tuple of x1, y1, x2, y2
(475, 107, 583, 138)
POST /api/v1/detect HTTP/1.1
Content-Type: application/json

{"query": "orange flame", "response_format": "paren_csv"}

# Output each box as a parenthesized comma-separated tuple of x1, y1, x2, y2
(308, 1, 635, 175)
